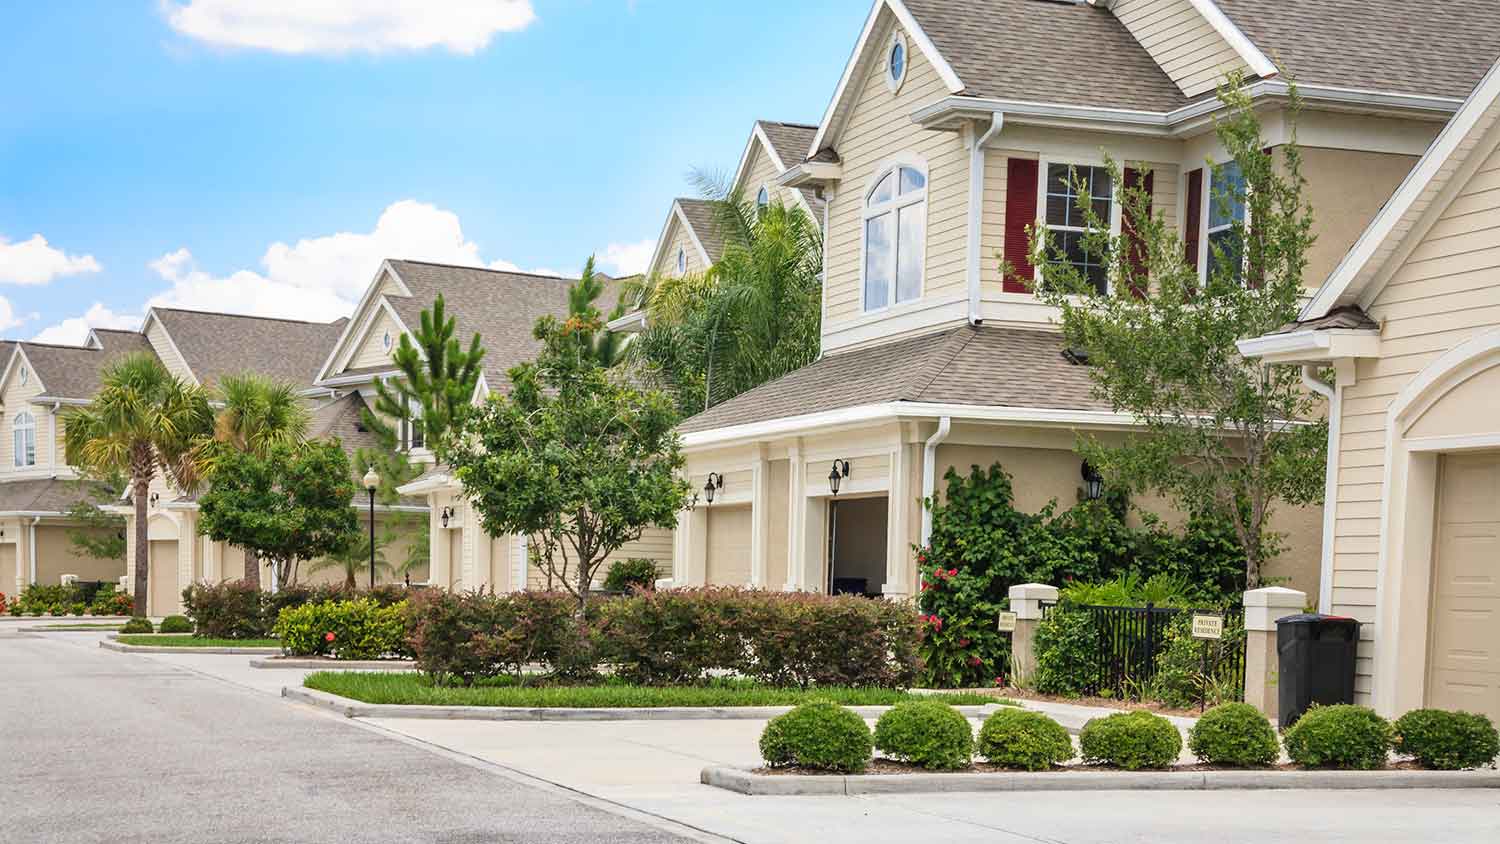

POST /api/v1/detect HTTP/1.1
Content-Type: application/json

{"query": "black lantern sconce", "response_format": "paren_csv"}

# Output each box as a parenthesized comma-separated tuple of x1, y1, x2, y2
(1081, 461, 1104, 501)
(148, 492, 160, 508)
(828, 459, 851, 496)
(703, 472, 724, 505)
(440, 506, 454, 528)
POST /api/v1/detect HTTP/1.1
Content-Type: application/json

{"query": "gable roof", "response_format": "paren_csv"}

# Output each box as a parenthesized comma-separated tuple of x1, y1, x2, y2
(0, 477, 114, 515)
(148, 307, 347, 390)
(757, 121, 818, 169)
(15, 331, 156, 401)
(642, 198, 724, 282)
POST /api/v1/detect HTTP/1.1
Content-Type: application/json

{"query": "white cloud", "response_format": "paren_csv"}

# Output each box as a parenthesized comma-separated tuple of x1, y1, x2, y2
(162, 0, 537, 55)
(0, 234, 102, 285)
(146, 247, 356, 322)
(596, 239, 655, 277)
(488, 258, 564, 278)
(30, 303, 135, 346)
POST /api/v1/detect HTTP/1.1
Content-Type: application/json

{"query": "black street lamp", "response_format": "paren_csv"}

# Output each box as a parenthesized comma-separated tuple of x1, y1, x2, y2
(828, 459, 851, 495)
(703, 473, 724, 505)
(1081, 461, 1104, 501)
(362, 468, 379, 589)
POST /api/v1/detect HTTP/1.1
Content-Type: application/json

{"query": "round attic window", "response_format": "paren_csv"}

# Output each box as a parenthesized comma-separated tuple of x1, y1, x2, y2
(886, 34, 907, 92)
(382, 330, 393, 352)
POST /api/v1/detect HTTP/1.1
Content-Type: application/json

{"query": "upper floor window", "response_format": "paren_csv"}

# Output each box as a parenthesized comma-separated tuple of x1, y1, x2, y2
(863, 163, 927, 311)
(756, 186, 770, 218)
(886, 33, 907, 92)
(18, 366, 27, 386)
(1042, 163, 1116, 295)
(676, 247, 687, 275)
(1207, 161, 1247, 282)
(381, 330, 393, 352)
(13, 411, 35, 468)
(400, 397, 425, 452)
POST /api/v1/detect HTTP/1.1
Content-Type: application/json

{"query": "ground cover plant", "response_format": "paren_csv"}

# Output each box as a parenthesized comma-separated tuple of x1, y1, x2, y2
(976, 708, 1075, 771)
(1079, 711, 1183, 769)
(760, 701, 873, 773)
(1392, 709, 1499, 770)
(1282, 704, 1392, 770)
(872, 701, 974, 770)
(304, 672, 993, 708)
(116, 635, 280, 648)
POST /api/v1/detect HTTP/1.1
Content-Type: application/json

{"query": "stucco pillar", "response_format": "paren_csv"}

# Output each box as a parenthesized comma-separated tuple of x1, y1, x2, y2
(784, 440, 806, 591)
(883, 442, 913, 599)
(1009, 583, 1058, 686)
(684, 506, 708, 587)
(1243, 586, 1307, 720)
(430, 499, 452, 590)
(469, 515, 492, 591)
(749, 445, 770, 588)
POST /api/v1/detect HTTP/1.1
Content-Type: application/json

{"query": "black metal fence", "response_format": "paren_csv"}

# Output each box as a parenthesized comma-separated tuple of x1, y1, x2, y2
(1041, 601, 1245, 701)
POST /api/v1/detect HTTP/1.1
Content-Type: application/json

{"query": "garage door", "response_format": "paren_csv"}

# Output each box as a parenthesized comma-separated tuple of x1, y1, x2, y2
(1428, 453, 1500, 720)
(149, 540, 179, 617)
(706, 506, 752, 586)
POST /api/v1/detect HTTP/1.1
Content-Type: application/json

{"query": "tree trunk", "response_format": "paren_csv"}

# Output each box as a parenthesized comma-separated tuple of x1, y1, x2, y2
(132, 477, 149, 618)
(243, 549, 260, 588)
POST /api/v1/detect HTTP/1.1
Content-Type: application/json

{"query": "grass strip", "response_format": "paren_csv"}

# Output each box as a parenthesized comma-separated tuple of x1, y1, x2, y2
(115, 635, 281, 648)
(304, 671, 998, 708)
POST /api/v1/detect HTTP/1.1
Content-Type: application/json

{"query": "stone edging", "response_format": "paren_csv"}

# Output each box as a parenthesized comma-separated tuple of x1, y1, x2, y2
(99, 639, 282, 655)
(283, 685, 1005, 722)
(250, 657, 417, 671)
(700, 765, 1500, 796)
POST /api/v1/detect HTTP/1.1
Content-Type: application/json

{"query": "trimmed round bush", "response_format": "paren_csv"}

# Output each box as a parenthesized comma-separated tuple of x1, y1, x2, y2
(976, 707, 1074, 771)
(603, 558, 660, 593)
(760, 701, 873, 773)
(1393, 709, 1499, 770)
(120, 617, 154, 634)
(1079, 711, 1183, 770)
(157, 615, 193, 634)
(1188, 702, 1279, 767)
(872, 701, 974, 770)
(1282, 704, 1392, 770)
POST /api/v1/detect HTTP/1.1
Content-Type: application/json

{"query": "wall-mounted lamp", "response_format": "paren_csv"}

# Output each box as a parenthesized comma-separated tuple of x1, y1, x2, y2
(440, 506, 454, 528)
(1081, 461, 1104, 501)
(148, 492, 160, 508)
(703, 473, 724, 505)
(828, 459, 851, 496)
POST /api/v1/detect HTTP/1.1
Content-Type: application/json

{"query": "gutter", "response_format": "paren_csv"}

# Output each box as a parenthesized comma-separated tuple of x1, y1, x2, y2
(920, 417, 952, 545)
(966, 114, 1005, 325)
(1301, 365, 1340, 614)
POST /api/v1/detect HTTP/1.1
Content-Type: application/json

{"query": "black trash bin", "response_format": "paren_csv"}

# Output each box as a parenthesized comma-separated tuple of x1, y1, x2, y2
(1276, 613, 1361, 729)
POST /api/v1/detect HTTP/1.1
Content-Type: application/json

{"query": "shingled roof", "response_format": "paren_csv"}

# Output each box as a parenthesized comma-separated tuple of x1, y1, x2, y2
(17, 330, 155, 401)
(675, 198, 728, 265)
(151, 307, 347, 389)
(0, 477, 114, 515)
(678, 323, 1109, 434)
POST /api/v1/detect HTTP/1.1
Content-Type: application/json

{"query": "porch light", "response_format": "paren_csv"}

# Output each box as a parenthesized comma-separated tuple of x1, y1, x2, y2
(148, 492, 159, 508)
(1081, 461, 1104, 501)
(828, 459, 851, 496)
(440, 506, 453, 528)
(703, 473, 724, 505)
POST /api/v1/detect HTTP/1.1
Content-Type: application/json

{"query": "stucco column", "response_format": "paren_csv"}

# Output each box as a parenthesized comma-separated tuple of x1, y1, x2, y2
(783, 441, 806, 591)
(1243, 586, 1307, 720)
(883, 442, 913, 599)
(469, 515, 492, 591)
(429, 499, 452, 590)
(1008, 583, 1058, 686)
(749, 445, 770, 588)
(684, 506, 707, 587)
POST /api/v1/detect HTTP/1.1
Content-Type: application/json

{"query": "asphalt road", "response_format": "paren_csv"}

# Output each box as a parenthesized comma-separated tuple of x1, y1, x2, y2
(0, 630, 695, 844)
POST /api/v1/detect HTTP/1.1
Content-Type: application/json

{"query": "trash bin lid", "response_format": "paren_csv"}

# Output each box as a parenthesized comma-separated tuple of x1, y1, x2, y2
(1276, 613, 1331, 625)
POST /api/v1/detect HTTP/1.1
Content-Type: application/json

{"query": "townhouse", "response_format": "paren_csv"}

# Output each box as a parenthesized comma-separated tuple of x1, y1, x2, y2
(1240, 57, 1500, 721)
(664, 0, 1500, 610)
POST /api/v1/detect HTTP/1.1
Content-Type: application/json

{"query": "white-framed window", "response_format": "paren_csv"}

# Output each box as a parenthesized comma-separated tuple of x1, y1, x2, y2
(756, 185, 770, 218)
(886, 32, 908, 93)
(676, 247, 687, 275)
(18, 366, 27, 386)
(1039, 162, 1120, 295)
(862, 161, 927, 311)
(400, 396, 425, 452)
(381, 330, 393, 352)
(1206, 160, 1247, 283)
(13, 411, 35, 468)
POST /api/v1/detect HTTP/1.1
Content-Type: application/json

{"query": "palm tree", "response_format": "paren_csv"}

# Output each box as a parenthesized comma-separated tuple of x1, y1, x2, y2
(192, 373, 310, 585)
(64, 353, 213, 618)
(307, 533, 394, 591)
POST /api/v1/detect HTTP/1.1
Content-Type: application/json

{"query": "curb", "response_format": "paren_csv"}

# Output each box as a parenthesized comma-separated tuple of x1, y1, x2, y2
(251, 658, 416, 671)
(700, 765, 1500, 796)
(282, 686, 1004, 722)
(99, 639, 282, 655)
(16, 624, 126, 633)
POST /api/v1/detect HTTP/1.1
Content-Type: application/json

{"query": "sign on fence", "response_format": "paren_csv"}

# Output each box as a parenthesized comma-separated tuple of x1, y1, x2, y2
(996, 611, 1017, 633)
(1191, 614, 1224, 641)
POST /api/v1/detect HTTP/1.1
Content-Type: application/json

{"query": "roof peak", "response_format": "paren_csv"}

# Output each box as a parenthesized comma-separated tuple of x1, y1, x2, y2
(389, 258, 577, 282)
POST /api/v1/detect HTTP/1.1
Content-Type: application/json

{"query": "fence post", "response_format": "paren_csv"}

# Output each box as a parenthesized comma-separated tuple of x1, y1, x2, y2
(1242, 586, 1306, 720)
(1008, 583, 1058, 686)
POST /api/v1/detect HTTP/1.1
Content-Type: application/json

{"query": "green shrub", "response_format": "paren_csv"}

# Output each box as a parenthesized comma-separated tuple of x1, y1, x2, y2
(976, 708, 1074, 770)
(1393, 709, 1499, 770)
(1151, 613, 1247, 709)
(404, 590, 590, 685)
(1188, 702, 1278, 766)
(1079, 711, 1183, 769)
(13, 583, 84, 616)
(1032, 605, 1099, 696)
(69, 603, 87, 616)
(1282, 704, 1392, 770)
(183, 580, 268, 639)
(88, 585, 133, 616)
(759, 702, 873, 773)
(275, 598, 409, 660)
(603, 558, 660, 593)
(872, 701, 974, 770)
(120, 617, 154, 634)
(157, 615, 193, 634)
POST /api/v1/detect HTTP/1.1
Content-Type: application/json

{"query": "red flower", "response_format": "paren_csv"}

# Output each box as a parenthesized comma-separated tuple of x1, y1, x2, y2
(968, 656, 983, 667)
(920, 582, 931, 591)
(947, 568, 957, 577)
(929, 615, 943, 631)
(958, 638, 970, 648)
(994, 676, 1006, 687)
(324, 632, 336, 643)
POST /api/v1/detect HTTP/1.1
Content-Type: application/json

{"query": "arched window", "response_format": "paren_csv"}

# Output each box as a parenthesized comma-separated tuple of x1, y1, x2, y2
(13, 411, 35, 468)
(862, 163, 927, 310)
(756, 186, 771, 218)
(676, 247, 687, 275)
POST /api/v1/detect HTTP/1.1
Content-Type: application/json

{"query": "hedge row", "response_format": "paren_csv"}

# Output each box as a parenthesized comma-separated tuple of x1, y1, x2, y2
(181, 580, 409, 639)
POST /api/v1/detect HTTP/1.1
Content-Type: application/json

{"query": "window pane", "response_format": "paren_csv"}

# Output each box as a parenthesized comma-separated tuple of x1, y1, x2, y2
(870, 172, 895, 204)
(864, 213, 893, 309)
(12, 430, 19, 467)
(1047, 164, 1071, 194)
(26, 429, 34, 466)
(1045, 194, 1070, 227)
(889, 42, 905, 82)
(896, 202, 925, 303)
(899, 167, 925, 194)
(1209, 162, 1246, 228)
(1209, 228, 1244, 282)
(1089, 166, 1113, 200)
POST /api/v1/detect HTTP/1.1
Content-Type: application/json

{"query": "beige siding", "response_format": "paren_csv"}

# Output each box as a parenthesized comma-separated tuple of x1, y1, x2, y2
(649, 213, 710, 279)
(145, 317, 195, 384)
(823, 17, 969, 329)
(347, 308, 400, 371)
(1330, 124, 1500, 701)
(1111, 0, 1249, 98)
(0, 358, 45, 475)
(739, 139, 806, 215)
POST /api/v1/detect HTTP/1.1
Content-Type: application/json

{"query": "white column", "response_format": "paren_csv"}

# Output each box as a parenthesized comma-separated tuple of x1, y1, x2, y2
(470, 517, 492, 591)
(784, 440, 806, 591)
(684, 507, 707, 586)
(883, 442, 912, 599)
(749, 445, 770, 588)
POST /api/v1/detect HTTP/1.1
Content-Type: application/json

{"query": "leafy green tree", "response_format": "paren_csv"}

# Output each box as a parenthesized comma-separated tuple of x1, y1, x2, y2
(64, 353, 213, 617)
(448, 290, 690, 611)
(63, 470, 128, 562)
(624, 183, 822, 415)
(1029, 75, 1326, 588)
(308, 531, 394, 590)
(196, 441, 360, 589)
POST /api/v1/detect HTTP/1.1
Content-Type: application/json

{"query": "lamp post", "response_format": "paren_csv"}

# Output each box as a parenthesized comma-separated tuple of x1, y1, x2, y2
(362, 467, 379, 589)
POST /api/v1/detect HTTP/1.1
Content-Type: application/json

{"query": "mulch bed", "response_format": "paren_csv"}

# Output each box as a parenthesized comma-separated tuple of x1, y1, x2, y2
(755, 759, 1430, 776)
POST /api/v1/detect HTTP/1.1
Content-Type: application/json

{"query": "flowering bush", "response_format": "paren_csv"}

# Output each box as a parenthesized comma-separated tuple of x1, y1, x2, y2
(275, 598, 409, 660)
(88, 585, 133, 616)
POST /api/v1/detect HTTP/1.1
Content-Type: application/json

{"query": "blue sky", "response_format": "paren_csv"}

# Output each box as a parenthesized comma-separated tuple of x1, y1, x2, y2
(0, 1, 869, 343)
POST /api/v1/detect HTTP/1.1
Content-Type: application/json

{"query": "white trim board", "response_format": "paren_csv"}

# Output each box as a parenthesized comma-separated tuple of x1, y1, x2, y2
(642, 200, 716, 283)
(314, 260, 413, 384)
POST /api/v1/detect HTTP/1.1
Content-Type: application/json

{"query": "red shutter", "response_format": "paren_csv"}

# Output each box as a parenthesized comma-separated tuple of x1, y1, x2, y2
(1183, 168, 1203, 280)
(1004, 157, 1040, 293)
(1123, 167, 1154, 298)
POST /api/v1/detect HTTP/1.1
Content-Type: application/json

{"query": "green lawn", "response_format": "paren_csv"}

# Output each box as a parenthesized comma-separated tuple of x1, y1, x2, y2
(304, 672, 1000, 708)
(116, 635, 281, 648)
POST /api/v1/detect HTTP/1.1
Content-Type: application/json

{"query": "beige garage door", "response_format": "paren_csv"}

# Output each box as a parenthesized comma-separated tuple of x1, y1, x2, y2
(149, 540, 179, 617)
(1428, 453, 1500, 720)
(706, 506, 752, 586)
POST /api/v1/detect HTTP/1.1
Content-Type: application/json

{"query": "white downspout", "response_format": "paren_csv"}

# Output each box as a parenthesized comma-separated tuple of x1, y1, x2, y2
(1302, 364, 1338, 614)
(816, 185, 835, 361)
(966, 113, 1005, 325)
(920, 416, 953, 545)
(28, 515, 40, 585)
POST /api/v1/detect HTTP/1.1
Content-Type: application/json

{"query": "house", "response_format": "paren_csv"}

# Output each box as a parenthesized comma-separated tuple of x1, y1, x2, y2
(665, 0, 1500, 606)
(1239, 57, 1500, 721)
